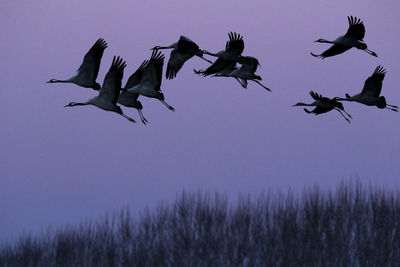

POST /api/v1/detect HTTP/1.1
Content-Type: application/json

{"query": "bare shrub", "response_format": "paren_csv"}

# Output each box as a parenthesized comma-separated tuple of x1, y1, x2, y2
(1, 181, 399, 266)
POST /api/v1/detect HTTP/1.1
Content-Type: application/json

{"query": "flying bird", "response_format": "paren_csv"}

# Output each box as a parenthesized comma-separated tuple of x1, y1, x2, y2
(64, 56, 136, 123)
(151, 36, 212, 79)
(293, 91, 352, 123)
(195, 32, 244, 76)
(311, 16, 377, 59)
(47, 38, 108, 90)
(210, 61, 247, 88)
(118, 61, 149, 124)
(227, 56, 271, 91)
(337, 66, 398, 112)
(126, 50, 175, 111)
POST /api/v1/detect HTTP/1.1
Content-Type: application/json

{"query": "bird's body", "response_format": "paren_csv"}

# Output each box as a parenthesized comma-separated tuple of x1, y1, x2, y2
(210, 62, 248, 88)
(130, 82, 164, 99)
(152, 36, 211, 79)
(127, 51, 175, 111)
(311, 16, 377, 58)
(229, 56, 261, 80)
(213, 62, 238, 76)
(64, 56, 136, 123)
(47, 38, 108, 90)
(118, 61, 148, 124)
(293, 91, 352, 122)
(196, 32, 244, 76)
(337, 66, 398, 112)
(228, 56, 271, 91)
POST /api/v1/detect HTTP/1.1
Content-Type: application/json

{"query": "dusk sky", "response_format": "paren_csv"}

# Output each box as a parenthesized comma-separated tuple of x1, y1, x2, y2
(1, 0, 399, 242)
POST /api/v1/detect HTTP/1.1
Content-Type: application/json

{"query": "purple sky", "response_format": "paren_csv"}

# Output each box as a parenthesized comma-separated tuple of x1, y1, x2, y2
(1, 0, 399, 242)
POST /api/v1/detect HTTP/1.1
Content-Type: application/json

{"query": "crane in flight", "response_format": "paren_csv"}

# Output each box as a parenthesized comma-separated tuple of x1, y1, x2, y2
(293, 91, 352, 123)
(64, 56, 136, 123)
(151, 36, 212, 79)
(126, 50, 175, 111)
(118, 61, 149, 124)
(337, 66, 398, 112)
(227, 56, 271, 91)
(195, 32, 244, 76)
(210, 61, 247, 88)
(47, 38, 108, 90)
(311, 16, 377, 59)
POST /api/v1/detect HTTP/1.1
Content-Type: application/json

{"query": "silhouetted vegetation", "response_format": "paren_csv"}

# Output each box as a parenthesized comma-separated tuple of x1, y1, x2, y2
(1, 181, 400, 266)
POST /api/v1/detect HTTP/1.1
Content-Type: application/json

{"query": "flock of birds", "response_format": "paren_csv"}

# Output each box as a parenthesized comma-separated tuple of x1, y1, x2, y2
(47, 16, 398, 124)
(296, 16, 398, 122)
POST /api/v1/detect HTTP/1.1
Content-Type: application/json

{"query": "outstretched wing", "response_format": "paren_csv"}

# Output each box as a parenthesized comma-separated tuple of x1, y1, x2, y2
(122, 60, 148, 102)
(77, 38, 107, 83)
(99, 56, 126, 105)
(309, 91, 323, 100)
(124, 60, 148, 90)
(178, 36, 200, 54)
(201, 58, 231, 76)
(141, 50, 165, 92)
(309, 91, 331, 102)
(344, 16, 365, 41)
(361, 65, 386, 97)
(213, 61, 238, 76)
(225, 32, 244, 56)
(166, 49, 193, 79)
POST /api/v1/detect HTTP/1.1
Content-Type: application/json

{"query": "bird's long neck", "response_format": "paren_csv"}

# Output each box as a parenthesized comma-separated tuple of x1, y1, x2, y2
(47, 75, 77, 83)
(65, 101, 91, 107)
(316, 39, 335, 44)
(295, 102, 313, 106)
(154, 43, 177, 50)
(47, 79, 69, 83)
(156, 46, 172, 50)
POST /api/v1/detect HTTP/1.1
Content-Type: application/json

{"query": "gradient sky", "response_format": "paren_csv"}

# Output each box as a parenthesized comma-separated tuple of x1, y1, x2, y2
(1, 0, 399, 242)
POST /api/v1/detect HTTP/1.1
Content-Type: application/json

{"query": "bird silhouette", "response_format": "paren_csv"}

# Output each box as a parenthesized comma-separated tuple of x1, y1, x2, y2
(64, 56, 136, 123)
(228, 56, 271, 91)
(293, 91, 352, 123)
(47, 38, 108, 90)
(311, 16, 377, 58)
(336, 66, 398, 112)
(151, 36, 212, 79)
(118, 61, 149, 124)
(195, 32, 244, 76)
(210, 61, 248, 88)
(126, 50, 175, 111)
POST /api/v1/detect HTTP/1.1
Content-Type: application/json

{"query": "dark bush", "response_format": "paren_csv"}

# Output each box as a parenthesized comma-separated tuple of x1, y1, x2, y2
(1, 181, 399, 266)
